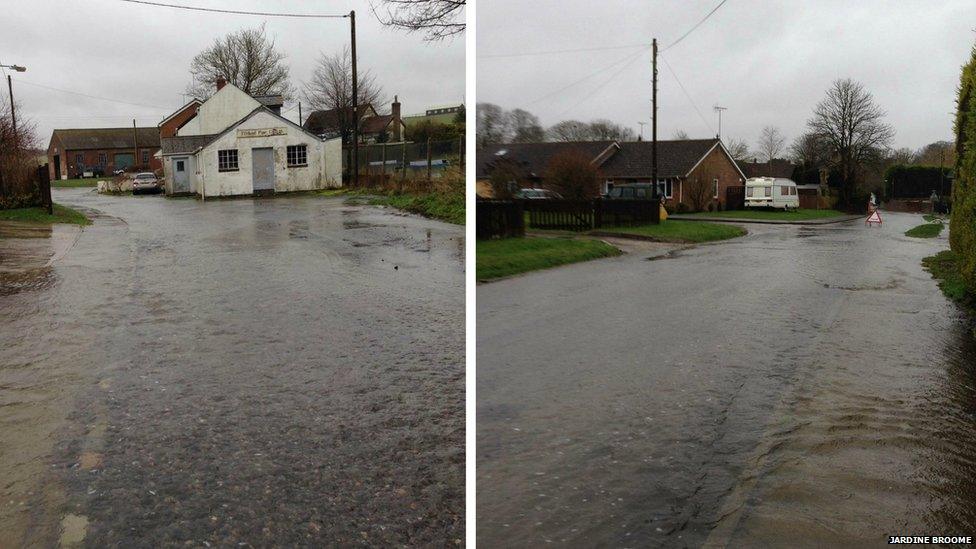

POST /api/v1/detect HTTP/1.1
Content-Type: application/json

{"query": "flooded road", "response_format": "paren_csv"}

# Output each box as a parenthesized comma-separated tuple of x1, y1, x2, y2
(477, 212, 975, 547)
(1, 188, 464, 547)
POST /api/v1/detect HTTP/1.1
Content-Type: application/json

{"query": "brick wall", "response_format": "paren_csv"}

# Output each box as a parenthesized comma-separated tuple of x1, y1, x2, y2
(681, 145, 744, 209)
(160, 103, 199, 138)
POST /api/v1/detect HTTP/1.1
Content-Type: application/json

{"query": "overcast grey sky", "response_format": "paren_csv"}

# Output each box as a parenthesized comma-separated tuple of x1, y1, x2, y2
(1, 0, 464, 145)
(477, 0, 975, 152)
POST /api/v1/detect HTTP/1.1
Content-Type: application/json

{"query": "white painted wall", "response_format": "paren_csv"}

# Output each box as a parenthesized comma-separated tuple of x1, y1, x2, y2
(195, 111, 341, 197)
(161, 155, 198, 194)
(177, 84, 260, 137)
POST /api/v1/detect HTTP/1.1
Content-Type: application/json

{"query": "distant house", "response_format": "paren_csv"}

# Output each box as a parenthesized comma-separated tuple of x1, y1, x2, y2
(157, 77, 341, 197)
(477, 138, 746, 209)
(47, 127, 161, 180)
(403, 104, 464, 127)
(303, 97, 405, 143)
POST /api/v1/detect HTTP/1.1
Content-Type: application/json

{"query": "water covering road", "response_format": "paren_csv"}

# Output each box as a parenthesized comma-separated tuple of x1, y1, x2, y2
(0, 188, 464, 547)
(477, 212, 976, 547)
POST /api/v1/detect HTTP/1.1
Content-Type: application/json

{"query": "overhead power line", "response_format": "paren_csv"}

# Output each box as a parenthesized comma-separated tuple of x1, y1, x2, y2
(553, 48, 647, 119)
(118, 0, 348, 18)
(479, 43, 648, 59)
(13, 79, 172, 111)
(662, 0, 729, 51)
(524, 46, 652, 107)
(660, 55, 713, 134)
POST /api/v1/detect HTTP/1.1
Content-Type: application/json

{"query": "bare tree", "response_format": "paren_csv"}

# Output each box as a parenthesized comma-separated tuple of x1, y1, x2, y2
(685, 167, 717, 212)
(476, 103, 511, 146)
(0, 98, 41, 203)
(188, 24, 294, 100)
(756, 126, 786, 163)
(789, 132, 830, 167)
(807, 78, 894, 205)
(303, 46, 385, 146)
(370, 0, 465, 41)
(486, 157, 526, 199)
(672, 129, 690, 140)
(546, 120, 591, 142)
(587, 120, 635, 141)
(915, 140, 956, 167)
(546, 149, 601, 199)
(508, 109, 544, 143)
(725, 137, 750, 161)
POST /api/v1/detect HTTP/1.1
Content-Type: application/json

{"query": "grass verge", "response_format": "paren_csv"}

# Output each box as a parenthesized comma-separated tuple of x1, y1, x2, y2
(905, 222, 944, 238)
(52, 178, 99, 188)
(369, 192, 464, 225)
(477, 237, 621, 280)
(597, 220, 746, 243)
(0, 204, 91, 225)
(684, 208, 847, 221)
(922, 250, 974, 309)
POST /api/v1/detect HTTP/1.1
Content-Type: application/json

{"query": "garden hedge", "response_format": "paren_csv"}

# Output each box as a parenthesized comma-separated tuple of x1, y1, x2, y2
(951, 44, 976, 297)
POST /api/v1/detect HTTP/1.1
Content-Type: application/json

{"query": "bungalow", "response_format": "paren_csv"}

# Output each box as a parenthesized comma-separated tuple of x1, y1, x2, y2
(477, 138, 746, 210)
(158, 79, 341, 197)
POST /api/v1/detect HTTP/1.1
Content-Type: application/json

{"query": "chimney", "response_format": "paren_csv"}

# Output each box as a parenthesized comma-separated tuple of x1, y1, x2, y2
(392, 95, 401, 142)
(216, 76, 227, 92)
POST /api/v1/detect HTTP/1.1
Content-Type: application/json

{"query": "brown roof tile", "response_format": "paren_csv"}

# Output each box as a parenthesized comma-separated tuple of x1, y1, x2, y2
(52, 127, 160, 150)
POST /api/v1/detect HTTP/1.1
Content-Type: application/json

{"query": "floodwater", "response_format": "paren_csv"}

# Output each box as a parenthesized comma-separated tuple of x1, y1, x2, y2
(477, 212, 976, 547)
(0, 188, 465, 547)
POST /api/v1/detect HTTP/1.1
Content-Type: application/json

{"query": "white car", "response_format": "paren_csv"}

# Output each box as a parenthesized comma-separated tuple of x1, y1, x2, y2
(131, 172, 163, 194)
(745, 177, 799, 210)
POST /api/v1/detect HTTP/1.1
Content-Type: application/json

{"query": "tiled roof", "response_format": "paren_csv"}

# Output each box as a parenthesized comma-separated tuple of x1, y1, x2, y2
(476, 141, 617, 179)
(362, 114, 395, 134)
(739, 158, 797, 179)
(52, 127, 160, 150)
(303, 104, 375, 136)
(599, 139, 721, 178)
(160, 134, 217, 155)
(253, 95, 284, 107)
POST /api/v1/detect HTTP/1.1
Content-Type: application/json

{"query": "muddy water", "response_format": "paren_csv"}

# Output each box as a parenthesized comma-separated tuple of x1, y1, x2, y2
(477, 213, 975, 547)
(1, 188, 464, 546)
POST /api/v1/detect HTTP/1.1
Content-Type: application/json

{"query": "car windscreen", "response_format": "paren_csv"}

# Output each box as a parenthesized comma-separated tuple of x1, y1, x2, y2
(135, 174, 155, 180)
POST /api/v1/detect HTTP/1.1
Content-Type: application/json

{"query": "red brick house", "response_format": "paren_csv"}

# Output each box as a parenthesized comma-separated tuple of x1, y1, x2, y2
(477, 138, 746, 209)
(303, 96, 405, 143)
(47, 128, 162, 180)
(158, 98, 203, 138)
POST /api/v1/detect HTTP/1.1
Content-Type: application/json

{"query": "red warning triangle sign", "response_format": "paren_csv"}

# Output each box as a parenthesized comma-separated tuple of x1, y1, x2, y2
(866, 210, 882, 225)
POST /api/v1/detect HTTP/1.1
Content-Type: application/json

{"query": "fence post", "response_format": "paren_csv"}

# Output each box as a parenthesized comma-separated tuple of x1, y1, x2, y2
(381, 143, 387, 178)
(426, 137, 432, 182)
(458, 135, 464, 169)
(401, 142, 407, 181)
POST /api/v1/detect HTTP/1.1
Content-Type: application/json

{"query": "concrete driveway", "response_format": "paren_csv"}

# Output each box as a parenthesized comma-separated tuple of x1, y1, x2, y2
(0, 188, 465, 547)
(477, 213, 975, 547)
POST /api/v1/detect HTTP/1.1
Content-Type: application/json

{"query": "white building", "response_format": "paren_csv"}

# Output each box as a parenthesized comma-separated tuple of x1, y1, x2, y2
(159, 80, 342, 197)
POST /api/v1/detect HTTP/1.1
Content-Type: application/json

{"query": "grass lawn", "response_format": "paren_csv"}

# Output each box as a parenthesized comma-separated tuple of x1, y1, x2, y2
(369, 192, 465, 225)
(477, 237, 621, 280)
(598, 220, 746, 243)
(684, 208, 847, 221)
(905, 222, 944, 238)
(0, 204, 91, 225)
(922, 250, 974, 308)
(51, 178, 99, 188)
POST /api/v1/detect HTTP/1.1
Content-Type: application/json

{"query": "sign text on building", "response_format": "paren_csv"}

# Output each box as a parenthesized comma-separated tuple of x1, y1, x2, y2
(237, 128, 287, 138)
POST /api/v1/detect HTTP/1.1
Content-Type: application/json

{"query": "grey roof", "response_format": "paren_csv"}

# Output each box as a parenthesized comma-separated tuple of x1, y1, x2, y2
(739, 158, 798, 179)
(161, 134, 217, 155)
(52, 127, 160, 150)
(599, 139, 721, 178)
(476, 141, 617, 179)
(253, 95, 284, 107)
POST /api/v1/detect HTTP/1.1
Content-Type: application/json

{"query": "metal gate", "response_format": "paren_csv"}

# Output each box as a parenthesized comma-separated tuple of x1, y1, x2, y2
(251, 148, 275, 192)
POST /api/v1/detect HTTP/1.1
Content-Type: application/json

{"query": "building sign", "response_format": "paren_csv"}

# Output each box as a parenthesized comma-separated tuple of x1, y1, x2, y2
(237, 128, 287, 138)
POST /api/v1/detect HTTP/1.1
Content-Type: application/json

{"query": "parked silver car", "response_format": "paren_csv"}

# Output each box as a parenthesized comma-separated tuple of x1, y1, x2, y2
(132, 172, 163, 194)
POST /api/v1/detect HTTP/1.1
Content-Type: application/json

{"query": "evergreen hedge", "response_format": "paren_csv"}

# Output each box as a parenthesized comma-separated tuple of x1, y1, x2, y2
(883, 165, 952, 199)
(951, 45, 976, 297)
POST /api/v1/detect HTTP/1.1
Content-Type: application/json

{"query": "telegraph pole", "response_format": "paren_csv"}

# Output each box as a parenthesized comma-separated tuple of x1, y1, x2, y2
(7, 75, 16, 137)
(298, 101, 303, 127)
(651, 38, 658, 198)
(350, 10, 359, 187)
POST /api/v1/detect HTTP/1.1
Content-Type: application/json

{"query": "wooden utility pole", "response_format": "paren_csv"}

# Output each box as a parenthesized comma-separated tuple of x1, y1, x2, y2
(350, 10, 359, 187)
(132, 119, 138, 169)
(298, 102, 303, 127)
(651, 38, 658, 199)
(7, 75, 16, 137)
(426, 137, 432, 181)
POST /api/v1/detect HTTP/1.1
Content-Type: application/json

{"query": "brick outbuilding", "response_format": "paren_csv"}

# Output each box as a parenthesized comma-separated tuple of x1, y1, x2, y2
(47, 127, 161, 180)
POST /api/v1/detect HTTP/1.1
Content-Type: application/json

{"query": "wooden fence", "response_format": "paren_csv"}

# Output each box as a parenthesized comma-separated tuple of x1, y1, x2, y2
(477, 199, 524, 239)
(476, 198, 660, 239)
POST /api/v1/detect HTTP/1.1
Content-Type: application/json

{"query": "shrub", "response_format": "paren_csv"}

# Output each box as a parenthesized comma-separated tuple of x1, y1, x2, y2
(883, 164, 952, 199)
(545, 149, 601, 200)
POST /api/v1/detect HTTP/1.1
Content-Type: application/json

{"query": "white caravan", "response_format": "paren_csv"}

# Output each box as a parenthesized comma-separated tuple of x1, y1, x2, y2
(745, 177, 800, 210)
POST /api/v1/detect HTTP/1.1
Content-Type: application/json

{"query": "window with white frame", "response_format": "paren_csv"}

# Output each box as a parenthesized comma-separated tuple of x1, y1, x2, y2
(218, 149, 239, 172)
(653, 178, 673, 199)
(713, 178, 719, 199)
(286, 144, 308, 167)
